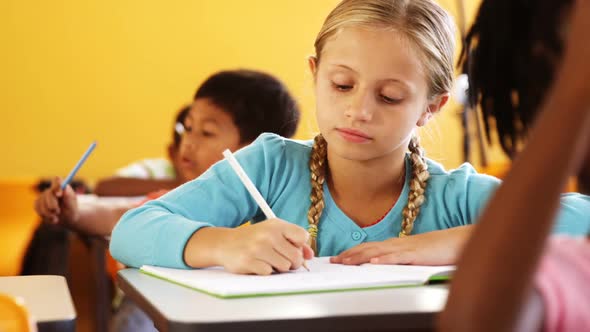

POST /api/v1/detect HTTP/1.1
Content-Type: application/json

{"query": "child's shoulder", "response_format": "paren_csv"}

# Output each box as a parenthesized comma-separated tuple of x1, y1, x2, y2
(114, 157, 175, 179)
(247, 133, 314, 156)
(424, 158, 501, 192)
(229, 133, 314, 177)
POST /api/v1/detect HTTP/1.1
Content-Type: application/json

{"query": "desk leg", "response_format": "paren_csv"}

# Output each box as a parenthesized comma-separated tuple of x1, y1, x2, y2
(90, 237, 112, 332)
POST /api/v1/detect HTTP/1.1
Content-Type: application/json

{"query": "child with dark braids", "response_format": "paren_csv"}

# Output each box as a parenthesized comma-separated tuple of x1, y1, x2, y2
(459, 0, 590, 195)
(441, 0, 590, 331)
(110, 0, 590, 275)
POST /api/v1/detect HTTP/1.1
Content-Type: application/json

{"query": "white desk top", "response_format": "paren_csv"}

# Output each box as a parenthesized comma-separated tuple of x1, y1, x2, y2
(119, 268, 448, 332)
(0, 275, 76, 323)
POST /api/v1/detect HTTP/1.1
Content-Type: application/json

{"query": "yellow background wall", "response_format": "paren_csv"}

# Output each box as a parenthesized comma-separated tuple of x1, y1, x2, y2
(0, 0, 498, 181)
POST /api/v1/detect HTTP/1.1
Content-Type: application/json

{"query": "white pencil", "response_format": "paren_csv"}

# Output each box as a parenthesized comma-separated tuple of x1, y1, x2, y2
(222, 149, 276, 219)
(222, 149, 310, 271)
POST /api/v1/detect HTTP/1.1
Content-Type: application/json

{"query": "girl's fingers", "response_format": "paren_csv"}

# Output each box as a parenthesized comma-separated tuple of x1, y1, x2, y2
(334, 242, 381, 262)
(274, 237, 303, 270)
(257, 247, 293, 273)
(340, 246, 388, 265)
(246, 259, 274, 276)
(302, 244, 314, 260)
(333, 243, 371, 261)
(281, 223, 310, 248)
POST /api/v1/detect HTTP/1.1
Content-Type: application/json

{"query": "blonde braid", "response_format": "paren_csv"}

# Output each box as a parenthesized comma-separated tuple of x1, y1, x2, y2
(307, 134, 328, 253)
(400, 135, 430, 237)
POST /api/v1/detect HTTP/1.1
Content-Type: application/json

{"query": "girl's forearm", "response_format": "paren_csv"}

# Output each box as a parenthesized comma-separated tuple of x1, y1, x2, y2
(183, 227, 236, 268)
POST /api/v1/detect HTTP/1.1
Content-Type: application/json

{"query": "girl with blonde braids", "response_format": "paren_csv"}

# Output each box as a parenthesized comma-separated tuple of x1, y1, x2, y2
(110, 0, 590, 274)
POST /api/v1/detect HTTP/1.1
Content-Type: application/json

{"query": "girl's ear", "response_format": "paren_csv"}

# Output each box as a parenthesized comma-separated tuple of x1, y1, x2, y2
(308, 56, 318, 80)
(417, 93, 449, 127)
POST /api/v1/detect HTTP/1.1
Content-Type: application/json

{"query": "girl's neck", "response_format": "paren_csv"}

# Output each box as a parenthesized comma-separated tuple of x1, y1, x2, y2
(326, 147, 407, 203)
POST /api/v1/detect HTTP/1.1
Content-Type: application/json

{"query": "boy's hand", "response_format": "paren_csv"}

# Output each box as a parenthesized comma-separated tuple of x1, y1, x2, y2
(34, 177, 80, 226)
(216, 219, 314, 275)
(330, 226, 472, 266)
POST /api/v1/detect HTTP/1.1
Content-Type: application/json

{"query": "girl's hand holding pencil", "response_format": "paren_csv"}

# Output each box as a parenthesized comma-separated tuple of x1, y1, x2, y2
(211, 219, 314, 275)
(183, 148, 313, 275)
(184, 219, 313, 275)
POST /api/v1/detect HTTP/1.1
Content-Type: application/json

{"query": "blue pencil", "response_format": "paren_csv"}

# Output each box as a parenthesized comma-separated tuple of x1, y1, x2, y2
(61, 141, 97, 190)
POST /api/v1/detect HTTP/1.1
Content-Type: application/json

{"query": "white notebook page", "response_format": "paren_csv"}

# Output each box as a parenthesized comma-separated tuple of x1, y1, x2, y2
(141, 257, 454, 298)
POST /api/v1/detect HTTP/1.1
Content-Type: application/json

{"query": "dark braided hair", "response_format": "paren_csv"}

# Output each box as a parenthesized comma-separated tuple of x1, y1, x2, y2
(460, 0, 572, 158)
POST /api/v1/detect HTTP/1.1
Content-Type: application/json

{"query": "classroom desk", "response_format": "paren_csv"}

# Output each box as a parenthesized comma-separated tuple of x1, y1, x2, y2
(87, 235, 112, 332)
(0, 275, 76, 332)
(118, 268, 448, 332)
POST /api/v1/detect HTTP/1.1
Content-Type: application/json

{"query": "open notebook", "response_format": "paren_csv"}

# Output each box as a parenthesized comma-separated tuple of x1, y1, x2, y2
(140, 257, 454, 299)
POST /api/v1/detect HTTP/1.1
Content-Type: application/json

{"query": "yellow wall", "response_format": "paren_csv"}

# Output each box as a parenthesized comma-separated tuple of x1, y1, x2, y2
(0, 0, 490, 181)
